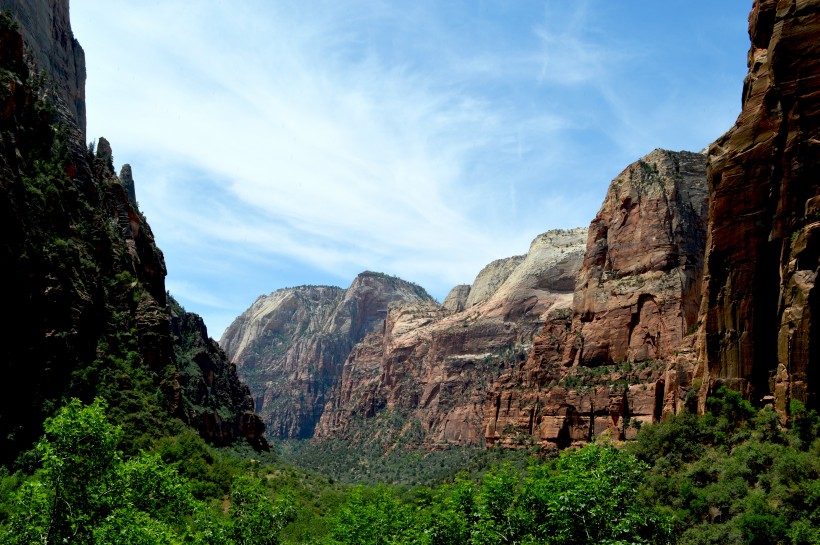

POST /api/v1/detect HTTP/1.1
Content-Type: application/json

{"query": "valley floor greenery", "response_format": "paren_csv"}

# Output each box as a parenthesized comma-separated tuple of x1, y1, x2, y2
(1, 387, 819, 544)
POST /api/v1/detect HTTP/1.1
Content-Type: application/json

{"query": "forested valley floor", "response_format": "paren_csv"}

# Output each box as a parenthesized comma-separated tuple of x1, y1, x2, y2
(1, 387, 819, 544)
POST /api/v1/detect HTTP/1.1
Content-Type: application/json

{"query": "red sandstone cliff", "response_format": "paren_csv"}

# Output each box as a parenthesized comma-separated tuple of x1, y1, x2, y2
(695, 0, 820, 417)
(313, 229, 588, 447)
(484, 149, 708, 449)
(0, 0, 85, 136)
(573, 149, 708, 366)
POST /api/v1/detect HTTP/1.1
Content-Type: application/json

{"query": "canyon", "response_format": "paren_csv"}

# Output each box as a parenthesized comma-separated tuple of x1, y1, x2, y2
(225, 0, 819, 452)
(230, 149, 712, 450)
(0, 0, 817, 463)
(225, 227, 593, 446)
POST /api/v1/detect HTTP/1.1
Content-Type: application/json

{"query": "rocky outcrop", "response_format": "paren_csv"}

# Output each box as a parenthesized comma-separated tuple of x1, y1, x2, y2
(487, 229, 590, 320)
(484, 150, 708, 449)
(221, 273, 436, 439)
(695, 0, 820, 416)
(574, 149, 708, 366)
(464, 255, 525, 308)
(442, 284, 470, 312)
(169, 299, 268, 451)
(313, 229, 588, 447)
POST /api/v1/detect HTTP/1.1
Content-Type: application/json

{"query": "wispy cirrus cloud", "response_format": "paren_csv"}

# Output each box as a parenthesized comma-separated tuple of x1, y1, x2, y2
(71, 0, 750, 337)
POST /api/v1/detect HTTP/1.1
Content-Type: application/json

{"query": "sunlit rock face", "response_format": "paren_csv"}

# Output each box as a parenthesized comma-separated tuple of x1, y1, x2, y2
(313, 229, 588, 447)
(695, 0, 820, 418)
(572, 149, 708, 367)
(485, 149, 709, 450)
(442, 284, 470, 313)
(221, 273, 435, 439)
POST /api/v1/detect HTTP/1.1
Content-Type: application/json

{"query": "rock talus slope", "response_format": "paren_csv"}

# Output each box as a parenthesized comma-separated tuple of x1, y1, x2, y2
(484, 149, 708, 449)
(695, 0, 820, 416)
(313, 229, 588, 447)
(220, 273, 435, 439)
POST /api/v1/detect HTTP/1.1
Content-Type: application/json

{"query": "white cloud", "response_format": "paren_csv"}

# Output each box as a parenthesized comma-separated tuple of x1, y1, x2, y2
(70, 0, 750, 338)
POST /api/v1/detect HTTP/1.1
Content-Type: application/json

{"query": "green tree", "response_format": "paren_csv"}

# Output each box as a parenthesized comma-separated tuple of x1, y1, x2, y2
(329, 485, 419, 545)
(426, 479, 476, 545)
(0, 398, 203, 544)
(516, 443, 672, 545)
(472, 465, 520, 545)
(229, 475, 295, 545)
(111, 451, 195, 524)
(92, 509, 178, 545)
(35, 398, 121, 543)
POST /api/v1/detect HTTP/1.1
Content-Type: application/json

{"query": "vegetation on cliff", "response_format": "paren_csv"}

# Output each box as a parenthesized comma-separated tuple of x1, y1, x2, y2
(0, 9, 264, 465)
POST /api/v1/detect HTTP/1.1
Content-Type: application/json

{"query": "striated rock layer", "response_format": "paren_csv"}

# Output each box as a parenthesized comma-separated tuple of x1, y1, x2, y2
(484, 149, 708, 449)
(313, 228, 588, 447)
(695, 0, 820, 416)
(221, 273, 435, 439)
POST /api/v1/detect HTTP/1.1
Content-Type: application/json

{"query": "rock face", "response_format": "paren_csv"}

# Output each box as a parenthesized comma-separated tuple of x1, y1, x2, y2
(220, 273, 435, 439)
(695, 0, 820, 416)
(313, 229, 588, 447)
(169, 299, 268, 451)
(442, 284, 470, 312)
(484, 150, 708, 449)
(0, 0, 86, 136)
(464, 256, 525, 308)
(574, 149, 708, 366)
(0, 5, 265, 462)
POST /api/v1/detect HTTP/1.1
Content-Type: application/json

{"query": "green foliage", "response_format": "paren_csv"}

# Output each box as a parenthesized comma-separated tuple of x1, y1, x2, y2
(513, 444, 671, 545)
(555, 359, 665, 392)
(0, 9, 18, 32)
(278, 436, 537, 487)
(229, 475, 295, 545)
(4, 388, 820, 545)
(93, 509, 179, 545)
(629, 391, 820, 545)
(112, 452, 195, 524)
(0, 399, 195, 544)
(154, 430, 237, 500)
(318, 444, 672, 545)
(35, 398, 122, 543)
(706, 386, 756, 428)
(329, 485, 419, 545)
(0, 399, 297, 545)
(629, 408, 706, 464)
(789, 399, 820, 449)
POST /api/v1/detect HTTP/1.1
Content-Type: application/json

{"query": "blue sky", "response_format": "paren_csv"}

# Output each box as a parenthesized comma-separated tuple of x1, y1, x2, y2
(71, 1, 751, 339)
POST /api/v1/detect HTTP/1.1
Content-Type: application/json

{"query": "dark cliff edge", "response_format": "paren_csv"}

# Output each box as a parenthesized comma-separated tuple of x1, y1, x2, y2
(0, 3, 267, 463)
